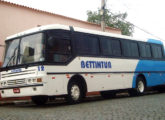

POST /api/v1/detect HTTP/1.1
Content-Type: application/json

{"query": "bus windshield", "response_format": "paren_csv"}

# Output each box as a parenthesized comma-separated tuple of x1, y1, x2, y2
(3, 33, 44, 67)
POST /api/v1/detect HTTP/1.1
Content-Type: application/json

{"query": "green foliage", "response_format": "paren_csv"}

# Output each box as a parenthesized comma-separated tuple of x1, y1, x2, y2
(87, 9, 134, 36)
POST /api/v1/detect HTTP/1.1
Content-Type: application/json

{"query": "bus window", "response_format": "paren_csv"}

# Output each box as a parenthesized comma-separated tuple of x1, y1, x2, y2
(76, 34, 99, 55)
(46, 37, 71, 63)
(122, 41, 139, 57)
(3, 39, 19, 67)
(100, 38, 121, 57)
(151, 44, 163, 59)
(111, 39, 121, 56)
(19, 33, 44, 64)
(139, 43, 151, 58)
(130, 42, 139, 57)
(100, 38, 113, 56)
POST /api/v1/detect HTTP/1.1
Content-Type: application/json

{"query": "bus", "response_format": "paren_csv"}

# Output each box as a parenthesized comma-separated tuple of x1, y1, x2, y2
(0, 24, 165, 105)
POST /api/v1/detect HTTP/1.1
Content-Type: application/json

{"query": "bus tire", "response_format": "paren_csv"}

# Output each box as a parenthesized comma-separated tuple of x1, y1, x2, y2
(130, 76, 146, 96)
(100, 91, 116, 99)
(31, 96, 48, 105)
(67, 82, 83, 104)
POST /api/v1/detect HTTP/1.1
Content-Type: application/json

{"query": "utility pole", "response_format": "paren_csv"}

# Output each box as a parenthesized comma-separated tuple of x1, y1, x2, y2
(101, 0, 106, 32)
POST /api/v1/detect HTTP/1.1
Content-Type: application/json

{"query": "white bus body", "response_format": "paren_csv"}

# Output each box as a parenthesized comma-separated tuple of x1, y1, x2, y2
(1, 24, 165, 105)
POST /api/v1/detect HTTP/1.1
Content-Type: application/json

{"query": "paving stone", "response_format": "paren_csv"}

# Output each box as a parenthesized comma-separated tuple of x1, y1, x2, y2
(0, 93, 165, 120)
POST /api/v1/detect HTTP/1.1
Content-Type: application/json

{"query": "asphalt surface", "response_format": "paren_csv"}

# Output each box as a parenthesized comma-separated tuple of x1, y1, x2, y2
(0, 92, 165, 120)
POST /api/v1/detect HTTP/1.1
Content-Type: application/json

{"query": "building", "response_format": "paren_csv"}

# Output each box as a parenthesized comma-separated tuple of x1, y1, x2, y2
(0, 0, 121, 64)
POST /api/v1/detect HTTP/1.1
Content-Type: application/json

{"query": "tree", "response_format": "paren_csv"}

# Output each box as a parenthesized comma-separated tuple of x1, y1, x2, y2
(87, 9, 134, 36)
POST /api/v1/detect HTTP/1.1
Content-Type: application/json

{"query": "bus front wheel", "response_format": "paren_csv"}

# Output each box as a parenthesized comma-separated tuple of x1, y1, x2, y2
(67, 82, 83, 104)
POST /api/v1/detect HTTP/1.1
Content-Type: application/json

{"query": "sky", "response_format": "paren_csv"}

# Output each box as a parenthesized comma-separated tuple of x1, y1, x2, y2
(3, 0, 165, 41)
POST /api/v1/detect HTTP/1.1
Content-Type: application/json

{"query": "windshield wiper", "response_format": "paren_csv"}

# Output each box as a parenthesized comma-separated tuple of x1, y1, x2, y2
(6, 47, 18, 67)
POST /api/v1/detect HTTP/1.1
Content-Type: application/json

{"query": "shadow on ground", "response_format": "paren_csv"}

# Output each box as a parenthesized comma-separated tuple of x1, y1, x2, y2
(11, 90, 162, 109)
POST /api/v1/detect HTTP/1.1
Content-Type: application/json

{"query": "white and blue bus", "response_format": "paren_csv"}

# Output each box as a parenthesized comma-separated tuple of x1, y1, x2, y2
(0, 24, 165, 105)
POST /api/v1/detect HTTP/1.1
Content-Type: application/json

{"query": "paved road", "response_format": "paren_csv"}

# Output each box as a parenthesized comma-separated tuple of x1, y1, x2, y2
(0, 92, 165, 120)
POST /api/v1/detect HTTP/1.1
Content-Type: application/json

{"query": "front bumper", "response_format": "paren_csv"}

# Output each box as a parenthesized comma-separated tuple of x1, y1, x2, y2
(0, 84, 44, 98)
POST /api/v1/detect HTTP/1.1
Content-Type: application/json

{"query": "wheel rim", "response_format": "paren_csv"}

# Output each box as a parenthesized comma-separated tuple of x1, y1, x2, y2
(71, 85, 80, 101)
(137, 81, 144, 93)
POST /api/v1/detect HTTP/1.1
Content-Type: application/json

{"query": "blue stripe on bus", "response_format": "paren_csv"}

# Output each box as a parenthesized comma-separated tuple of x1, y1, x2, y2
(132, 60, 165, 88)
(132, 39, 165, 88)
(147, 39, 163, 45)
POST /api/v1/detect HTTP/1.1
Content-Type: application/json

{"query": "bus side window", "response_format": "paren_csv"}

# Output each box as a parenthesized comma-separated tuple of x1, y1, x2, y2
(121, 40, 139, 58)
(151, 44, 163, 59)
(46, 29, 72, 63)
(100, 38, 113, 56)
(100, 37, 121, 57)
(47, 37, 71, 63)
(75, 34, 99, 55)
(111, 39, 121, 56)
(139, 43, 152, 58)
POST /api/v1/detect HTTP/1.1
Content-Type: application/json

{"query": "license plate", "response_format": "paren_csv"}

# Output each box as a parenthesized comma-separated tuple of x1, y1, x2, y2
(13, 88, 20, 93)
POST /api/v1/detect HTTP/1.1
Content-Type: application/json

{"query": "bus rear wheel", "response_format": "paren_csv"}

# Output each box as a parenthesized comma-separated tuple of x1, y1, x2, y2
(130, 76, 146, 96)
(31, 96, 48, 105)
(67, 82, 83, 104)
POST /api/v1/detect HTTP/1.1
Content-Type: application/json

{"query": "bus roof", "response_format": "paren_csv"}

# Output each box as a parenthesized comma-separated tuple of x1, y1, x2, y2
(5, 24, 152, 43)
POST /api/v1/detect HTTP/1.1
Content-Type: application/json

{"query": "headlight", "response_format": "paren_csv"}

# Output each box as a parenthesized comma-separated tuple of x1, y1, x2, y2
(27, 78, 39, 84)
(27, 79, 33, 83)
(4, 81, 7, 86)
(0, 81, 7, 87)
(33, 78, 37, 83)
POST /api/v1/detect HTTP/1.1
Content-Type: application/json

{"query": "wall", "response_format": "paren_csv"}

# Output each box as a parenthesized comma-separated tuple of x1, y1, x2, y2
(0, 1, 121, 62)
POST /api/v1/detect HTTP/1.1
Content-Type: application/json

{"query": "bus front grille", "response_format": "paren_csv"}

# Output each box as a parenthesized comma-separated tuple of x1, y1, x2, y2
(7, 79, 26, 86)
(1, 69, 36, 78)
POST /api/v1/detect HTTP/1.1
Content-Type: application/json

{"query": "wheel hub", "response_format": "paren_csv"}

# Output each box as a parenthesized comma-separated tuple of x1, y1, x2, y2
(71, 85, 80, 101)
(138, 81, 144, 93)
